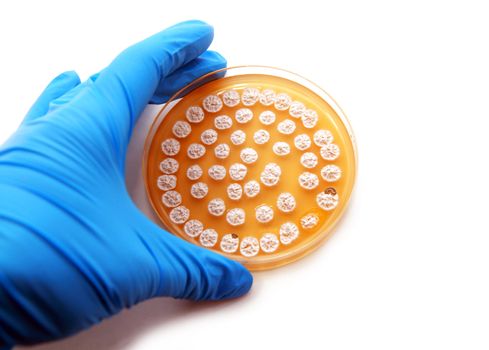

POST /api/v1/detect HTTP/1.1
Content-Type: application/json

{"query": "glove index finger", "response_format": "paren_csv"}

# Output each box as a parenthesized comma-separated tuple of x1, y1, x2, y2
(87, 20, 215, 126)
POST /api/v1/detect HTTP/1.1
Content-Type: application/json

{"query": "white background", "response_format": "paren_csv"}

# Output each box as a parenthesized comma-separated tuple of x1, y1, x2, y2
(1, 0, 489, 349)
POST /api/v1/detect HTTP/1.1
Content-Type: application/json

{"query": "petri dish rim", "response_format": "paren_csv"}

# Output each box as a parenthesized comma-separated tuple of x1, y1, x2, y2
(143, 65, 358, 271)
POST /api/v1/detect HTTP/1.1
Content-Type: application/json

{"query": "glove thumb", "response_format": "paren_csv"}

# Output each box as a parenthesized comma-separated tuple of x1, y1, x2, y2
(134, 216, 253, 302)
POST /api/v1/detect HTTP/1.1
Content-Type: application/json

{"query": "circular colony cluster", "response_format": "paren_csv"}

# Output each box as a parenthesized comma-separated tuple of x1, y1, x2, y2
(227, 183, 243, 200)
(272, 141, 291, 156)
(156, 87, 342, 258)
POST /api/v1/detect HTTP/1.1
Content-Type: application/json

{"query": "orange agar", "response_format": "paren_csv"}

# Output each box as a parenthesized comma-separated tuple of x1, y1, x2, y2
(144, 67, 356, 270)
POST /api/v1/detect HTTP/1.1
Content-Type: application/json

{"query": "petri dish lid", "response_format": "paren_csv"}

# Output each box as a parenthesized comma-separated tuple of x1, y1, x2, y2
(143, 66, 357, 271)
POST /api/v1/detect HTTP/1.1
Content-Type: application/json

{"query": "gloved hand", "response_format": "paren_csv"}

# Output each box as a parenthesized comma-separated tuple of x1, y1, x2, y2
(0, 20, 252, 349)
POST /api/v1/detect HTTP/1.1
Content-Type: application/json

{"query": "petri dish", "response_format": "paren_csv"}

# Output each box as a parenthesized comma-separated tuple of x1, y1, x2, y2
(143, 66, 357, 271)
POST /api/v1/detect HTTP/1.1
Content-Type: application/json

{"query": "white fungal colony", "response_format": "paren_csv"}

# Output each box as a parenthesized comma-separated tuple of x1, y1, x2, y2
(235, 108, 253, 123)
(159, 158, 179, 174)
(279, 222, 299, 245)
(229, 163, 247, 181)
(289, 101, 306, 118)
(260, 233, 279, 253)
(214, 115, 233, 130)
(214, 143, 230, 159)
(300, 214, 319, 229)
(187, 143, 206, 159)
(298, 172, 319, 190)
(313, 129, 334, 146)
(272, 142, 291, 156)
(230, 130, 246, 145)
(244, 180, 260, 197)
(320, 144, 340, 161)
(186, 164, 203, 180)
(321, 164, 342, 182)
(190, 182, 208, 199)
(169, 206, 189, 224)
(185, 106, 204, 123)
(266, 163, 282, 176)
(259, 89, 276, 106)
(200, 228, 218, 247)
(220, 233, 239, 253)
(300, 152, 318, 168)
(274, 93, 291, 110)
(162, 190, 182, 208)
(200, 129, 218, 145)
(157, 175, 177, 191)
(260, 163, 281, 186)
(240, 236, 260, 257)
(258, 111, 276, 125)
(208, 198, 226, 216)
(226, 208, 245, 226)
(241, 88, 260, 106)
(208, 165, 226, 180)
(240, 148, 258, 164)
(276, 192, 296, 213)
(294, 134, 312, 150)
(253, 129, 270, 144)
(202, 95, 223, 113)
(277, 119, 296, 135)
(222, 89, 240, 107)
(302, 109, 318, 128)
(172, 121, 191, 138)
(316, 189, 339, 211)
(255, 205, 274, 223)
(227, 183, 243, 200)
(184, 219, 203, 237)
(161, 138, 180, 156)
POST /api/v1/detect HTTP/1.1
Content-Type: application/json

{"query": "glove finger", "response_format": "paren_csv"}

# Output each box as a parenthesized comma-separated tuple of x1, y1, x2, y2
(150, 50, 227, 104)
(23, 71, 80, 123)
(45, 74, 98, 114)
(71, 20, 215, 132)
(135, 218, 253, 302)
(47, 50, 226, 109)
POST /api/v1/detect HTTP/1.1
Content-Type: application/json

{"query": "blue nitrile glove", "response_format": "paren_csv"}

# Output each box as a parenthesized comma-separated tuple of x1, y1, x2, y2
(0, 20, 253, 349)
